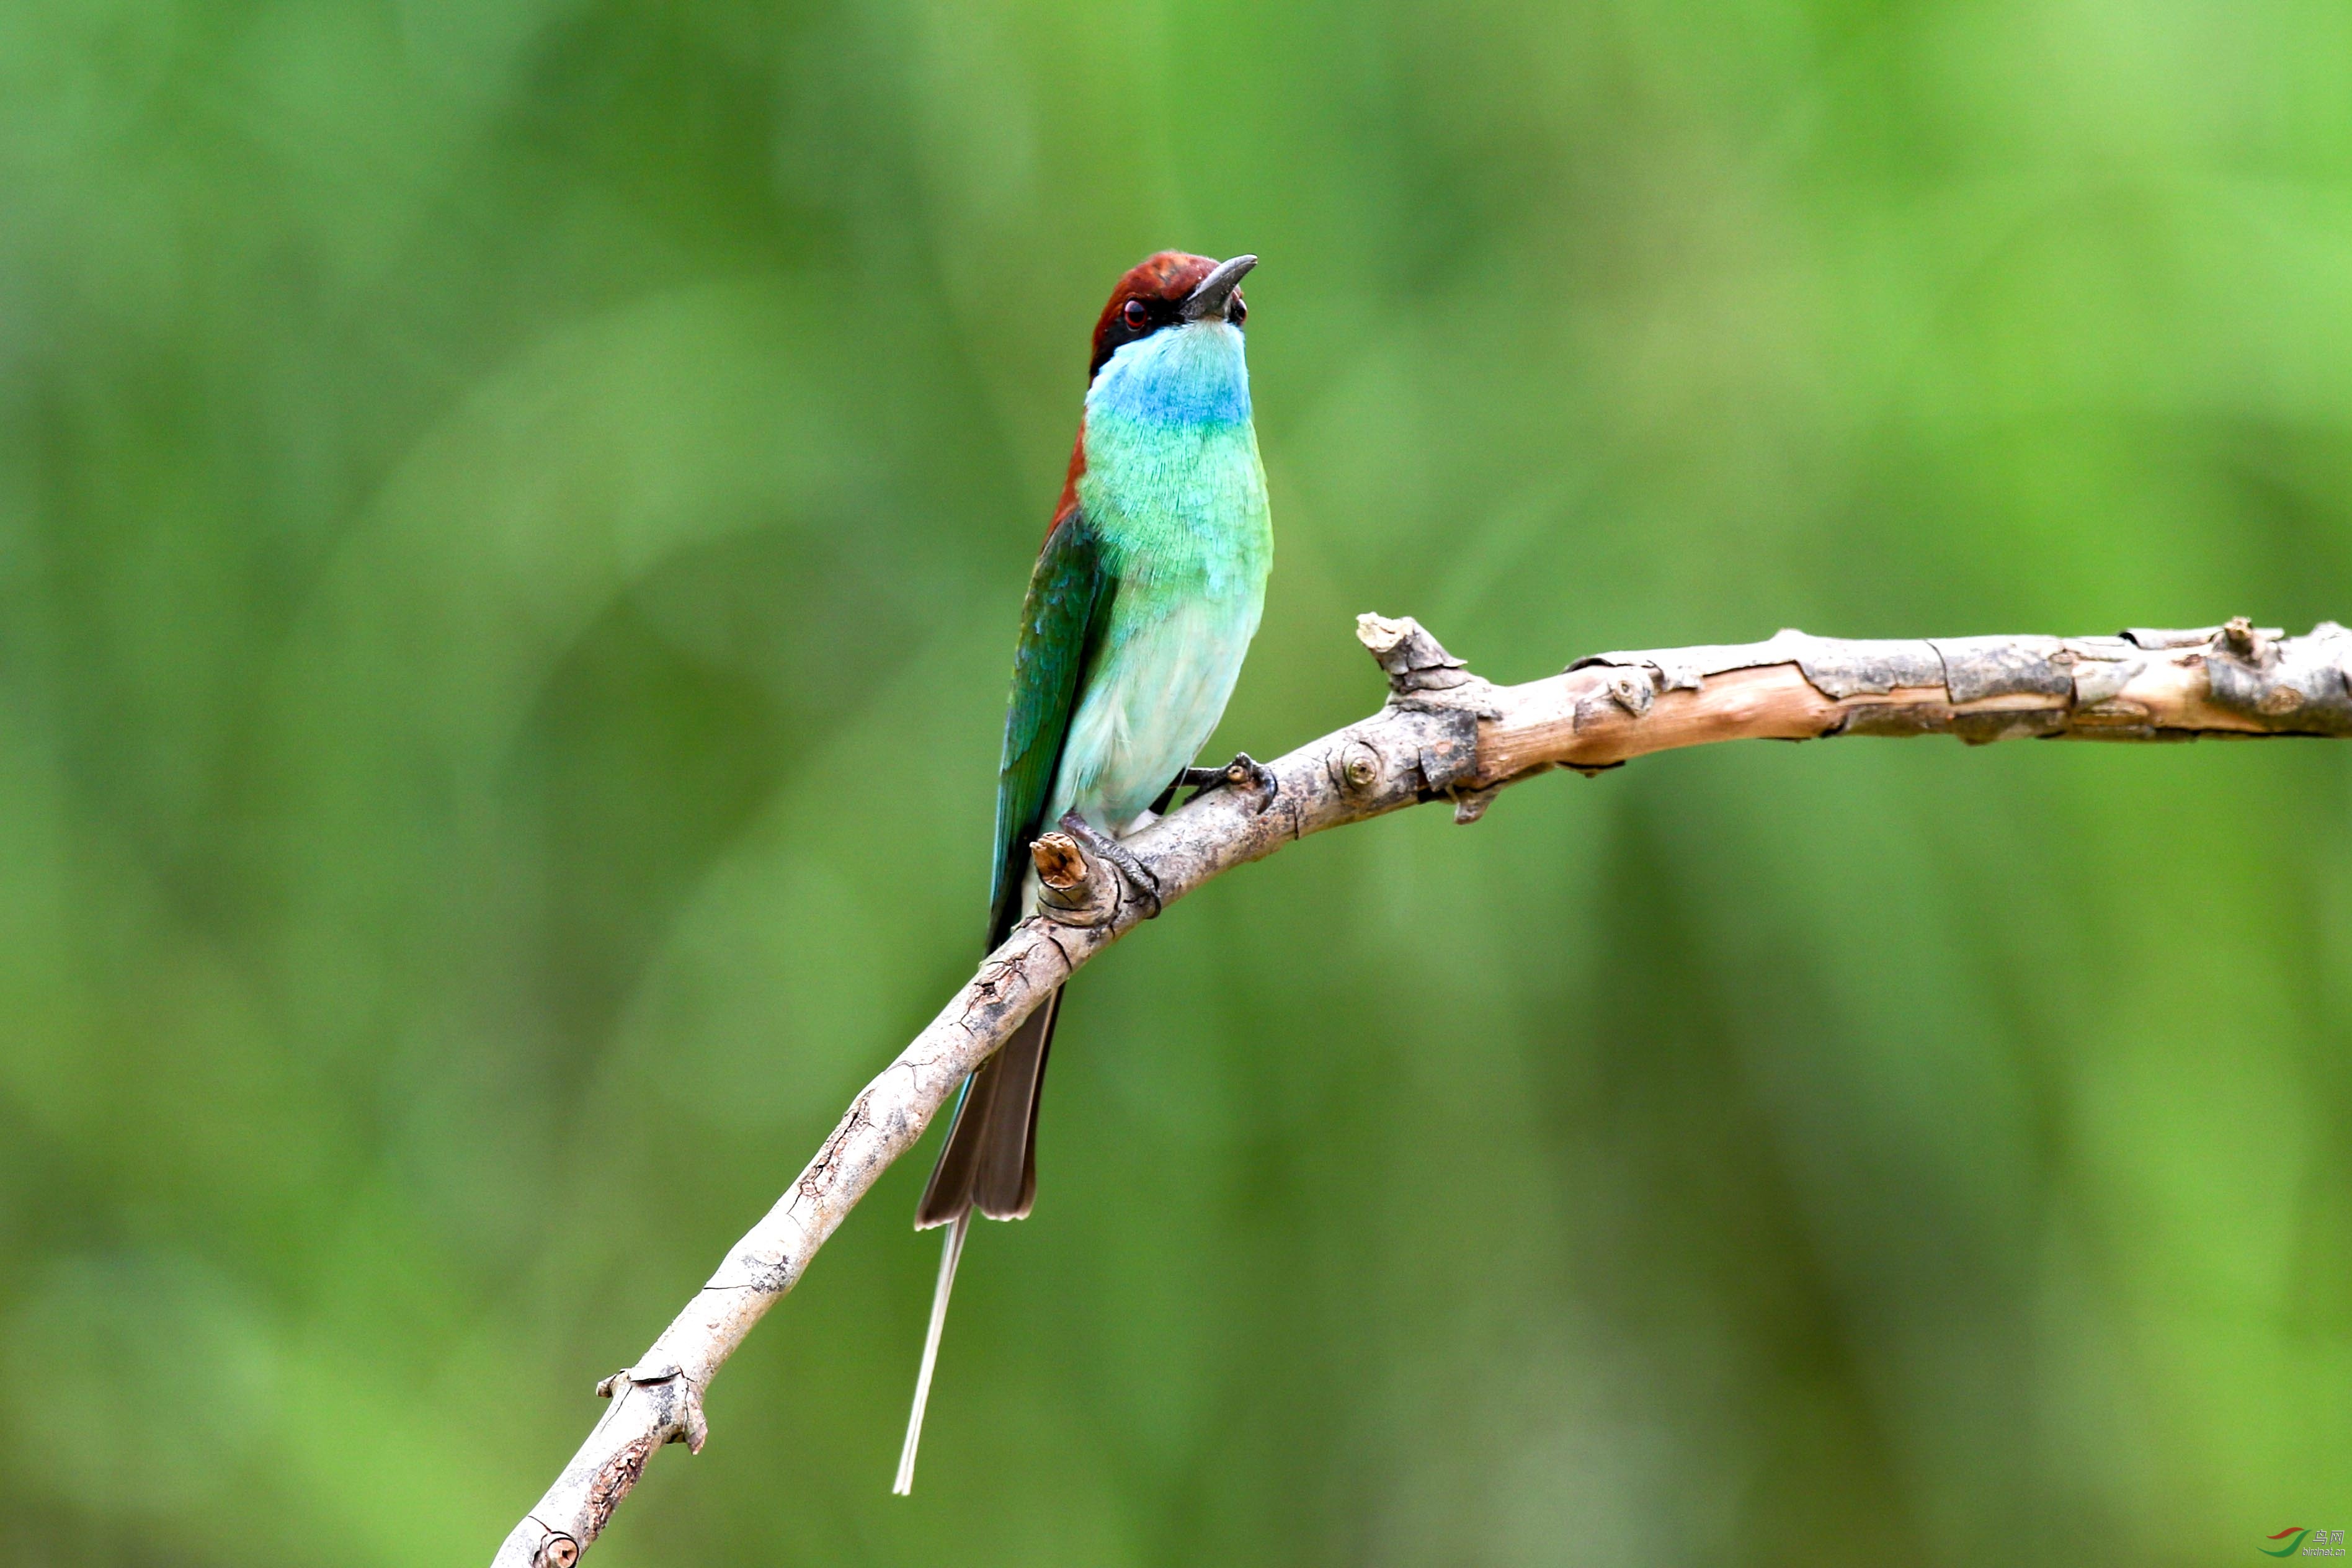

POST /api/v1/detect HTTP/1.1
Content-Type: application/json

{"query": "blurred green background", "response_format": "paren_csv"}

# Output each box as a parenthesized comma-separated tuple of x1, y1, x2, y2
(3, 0, 2350, 1562)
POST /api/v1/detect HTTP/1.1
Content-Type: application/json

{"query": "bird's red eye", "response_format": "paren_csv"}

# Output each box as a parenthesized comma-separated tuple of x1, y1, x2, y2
(1229, 292, 1246, 326)
(1121, 299, 1149, 330)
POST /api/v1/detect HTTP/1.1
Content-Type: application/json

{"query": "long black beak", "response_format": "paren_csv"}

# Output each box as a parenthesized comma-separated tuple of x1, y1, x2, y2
(1181, 254, 1257, 322)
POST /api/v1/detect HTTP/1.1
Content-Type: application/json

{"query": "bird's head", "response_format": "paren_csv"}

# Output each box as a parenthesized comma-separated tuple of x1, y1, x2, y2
(1086, 251, 1255, 381)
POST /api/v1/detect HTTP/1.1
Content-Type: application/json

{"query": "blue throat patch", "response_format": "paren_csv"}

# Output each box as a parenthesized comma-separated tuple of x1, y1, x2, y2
(1085, 319, 1252, 430)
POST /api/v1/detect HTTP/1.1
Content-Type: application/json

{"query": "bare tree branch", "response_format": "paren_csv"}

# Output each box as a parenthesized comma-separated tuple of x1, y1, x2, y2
(492, 612, 2352, 1567)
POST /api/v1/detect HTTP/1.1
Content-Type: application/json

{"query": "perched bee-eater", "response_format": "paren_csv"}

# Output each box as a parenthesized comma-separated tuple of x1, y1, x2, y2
(894, 252, 1276, 1491)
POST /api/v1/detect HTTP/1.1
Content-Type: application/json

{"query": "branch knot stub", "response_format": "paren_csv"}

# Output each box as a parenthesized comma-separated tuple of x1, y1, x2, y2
(1031, 832, 1120, 927)
(2221, 615, 2265, 661)
(2201, 618, 2352, 732)
(1603, 669, 1654, 716)
(1332, 739, 1383, 796)
(1031, 832, 1087, 893)
(1357, 613, 1473, 695)
(593, 1364, 707, 1453)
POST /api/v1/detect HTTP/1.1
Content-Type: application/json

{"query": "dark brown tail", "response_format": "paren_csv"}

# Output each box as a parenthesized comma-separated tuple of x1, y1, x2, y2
(915, 986, 1061, 1227)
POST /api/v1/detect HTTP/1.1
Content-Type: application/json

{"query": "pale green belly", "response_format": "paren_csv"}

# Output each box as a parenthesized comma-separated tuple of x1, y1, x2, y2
(1048, 592, 1263, 834)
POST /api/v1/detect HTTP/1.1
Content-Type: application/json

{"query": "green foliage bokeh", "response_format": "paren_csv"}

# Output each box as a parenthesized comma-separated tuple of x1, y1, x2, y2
(2, 0, 2349, 1562)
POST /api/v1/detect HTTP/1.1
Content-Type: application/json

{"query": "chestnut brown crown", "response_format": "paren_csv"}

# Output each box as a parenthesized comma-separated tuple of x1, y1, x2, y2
(1086, 251, 1248, 379)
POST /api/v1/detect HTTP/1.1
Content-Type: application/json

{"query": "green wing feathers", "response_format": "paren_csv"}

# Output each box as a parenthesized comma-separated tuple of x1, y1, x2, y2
(990, 509, 1113, 948)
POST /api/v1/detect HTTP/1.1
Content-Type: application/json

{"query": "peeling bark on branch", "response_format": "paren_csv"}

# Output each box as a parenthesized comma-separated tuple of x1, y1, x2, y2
(491, 612, 2352, 1566)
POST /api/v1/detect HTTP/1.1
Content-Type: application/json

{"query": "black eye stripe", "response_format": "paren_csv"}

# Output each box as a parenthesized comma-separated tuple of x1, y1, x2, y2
(1089, 296, 1185, 378)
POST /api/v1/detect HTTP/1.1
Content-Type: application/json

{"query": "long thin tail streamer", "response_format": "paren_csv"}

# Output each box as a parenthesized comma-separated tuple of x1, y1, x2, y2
(893, 1210, 969, 1494)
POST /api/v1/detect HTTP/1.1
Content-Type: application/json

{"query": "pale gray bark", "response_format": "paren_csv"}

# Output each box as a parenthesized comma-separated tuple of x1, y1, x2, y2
(492, 612, 2352, 1566)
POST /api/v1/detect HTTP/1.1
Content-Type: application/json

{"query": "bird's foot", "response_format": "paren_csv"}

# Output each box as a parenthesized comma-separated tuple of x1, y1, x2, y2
(1176, 752, 1280, 814)
(1057, 812, 1162, 919)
